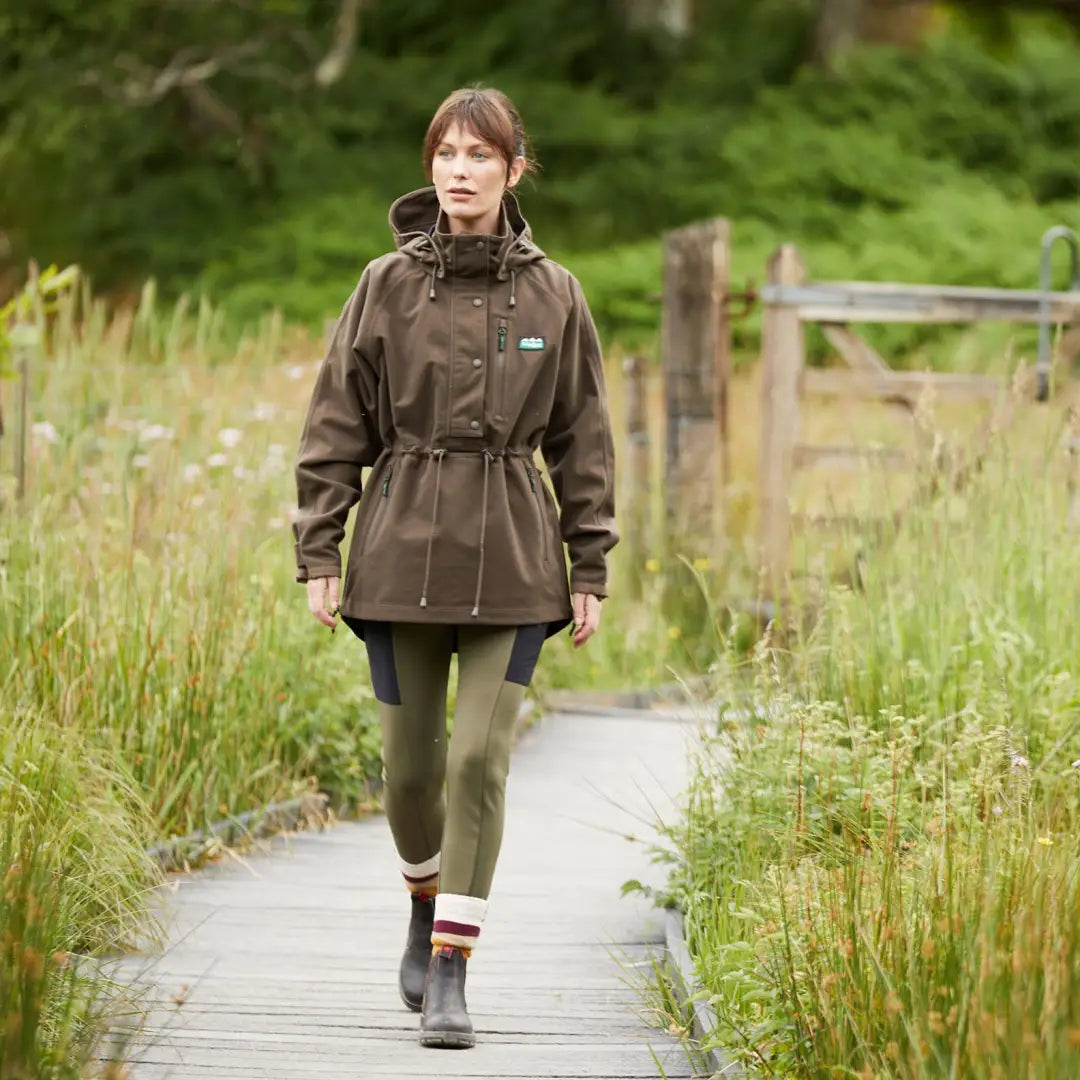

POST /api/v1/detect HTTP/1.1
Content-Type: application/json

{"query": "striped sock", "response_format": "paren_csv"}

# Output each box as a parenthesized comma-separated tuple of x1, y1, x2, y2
(401, 852, 440, 896)
(431, 893, 487, 953)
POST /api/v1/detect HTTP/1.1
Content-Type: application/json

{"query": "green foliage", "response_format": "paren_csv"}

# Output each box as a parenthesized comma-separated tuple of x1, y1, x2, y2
(5, 7, 1080, 365)
(658, 437, 1080, 1077)
(0, 711, 161, 1076)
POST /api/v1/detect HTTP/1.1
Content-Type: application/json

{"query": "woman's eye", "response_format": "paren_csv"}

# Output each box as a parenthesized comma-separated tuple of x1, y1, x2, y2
(472, 151, 490, 160)
(438, 150, 453, 158)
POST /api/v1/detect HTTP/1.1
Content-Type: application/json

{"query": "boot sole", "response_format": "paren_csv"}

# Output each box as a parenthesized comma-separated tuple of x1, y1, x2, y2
(419, 1029, 476, 1049)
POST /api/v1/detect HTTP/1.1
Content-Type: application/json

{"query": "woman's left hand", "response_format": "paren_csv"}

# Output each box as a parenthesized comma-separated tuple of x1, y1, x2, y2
(570, 592, 602, 649)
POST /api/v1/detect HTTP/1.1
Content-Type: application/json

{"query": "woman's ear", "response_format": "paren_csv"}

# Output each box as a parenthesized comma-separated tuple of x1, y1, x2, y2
(506, 154, 527, 189)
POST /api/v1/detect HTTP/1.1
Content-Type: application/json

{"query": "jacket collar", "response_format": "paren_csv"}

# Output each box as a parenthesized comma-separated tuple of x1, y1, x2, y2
(388, 186, 545, 283)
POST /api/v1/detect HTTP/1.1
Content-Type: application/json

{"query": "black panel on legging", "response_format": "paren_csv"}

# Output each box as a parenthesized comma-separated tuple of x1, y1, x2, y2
(364, 619, 402, 705)
(504, 623, 547, 686)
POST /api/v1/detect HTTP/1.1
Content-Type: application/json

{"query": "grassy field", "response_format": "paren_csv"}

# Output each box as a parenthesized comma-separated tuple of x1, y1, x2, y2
(655, 392, 1080, 1076)
(6, 270, 1076, 1073)
(0, 276, 711, 1072)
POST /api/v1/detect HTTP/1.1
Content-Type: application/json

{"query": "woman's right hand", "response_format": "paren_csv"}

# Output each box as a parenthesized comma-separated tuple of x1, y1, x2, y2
(307, 576, 341, 629)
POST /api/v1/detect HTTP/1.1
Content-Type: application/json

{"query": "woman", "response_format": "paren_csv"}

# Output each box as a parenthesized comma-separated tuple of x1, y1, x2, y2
(292, 86, 618, 1049)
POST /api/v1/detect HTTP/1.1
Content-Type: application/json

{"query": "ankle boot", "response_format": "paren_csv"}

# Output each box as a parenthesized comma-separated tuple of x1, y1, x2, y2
(419, 945, 475, 1049)
(398, 894, 435, 1012)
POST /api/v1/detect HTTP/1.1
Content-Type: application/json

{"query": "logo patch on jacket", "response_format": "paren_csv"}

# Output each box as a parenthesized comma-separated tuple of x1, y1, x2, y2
(518, 336, 546, 351)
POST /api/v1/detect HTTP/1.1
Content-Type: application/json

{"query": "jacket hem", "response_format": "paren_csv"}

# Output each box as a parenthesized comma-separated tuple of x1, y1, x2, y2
(341, 600, 573, 623)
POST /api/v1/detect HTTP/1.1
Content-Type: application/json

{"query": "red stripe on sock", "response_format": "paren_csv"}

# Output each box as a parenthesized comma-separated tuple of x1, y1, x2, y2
(403, 872, 439, 884)
(433, 919, 481, 939)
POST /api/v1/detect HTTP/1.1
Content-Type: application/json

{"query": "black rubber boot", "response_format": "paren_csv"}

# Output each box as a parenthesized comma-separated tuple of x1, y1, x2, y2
(419, 945, 476, 1049)
(398, 894, 435, 1012)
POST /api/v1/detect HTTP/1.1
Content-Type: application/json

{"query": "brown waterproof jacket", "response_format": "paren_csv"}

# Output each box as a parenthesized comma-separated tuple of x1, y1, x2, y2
(292, 186, 618, 642)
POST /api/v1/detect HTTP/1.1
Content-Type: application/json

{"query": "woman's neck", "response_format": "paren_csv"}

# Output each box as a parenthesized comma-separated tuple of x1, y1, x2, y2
(442, 205, 505, 238)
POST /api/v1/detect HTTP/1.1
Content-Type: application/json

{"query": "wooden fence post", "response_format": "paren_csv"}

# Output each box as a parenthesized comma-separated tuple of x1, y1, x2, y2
(662, 218, 731, 552)
(759, 244, 806, 593)
(622, 355, 651, 574)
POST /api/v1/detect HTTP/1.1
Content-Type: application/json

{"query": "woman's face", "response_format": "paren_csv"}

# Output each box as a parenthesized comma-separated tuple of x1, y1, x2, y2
(431, 121, 524, 235)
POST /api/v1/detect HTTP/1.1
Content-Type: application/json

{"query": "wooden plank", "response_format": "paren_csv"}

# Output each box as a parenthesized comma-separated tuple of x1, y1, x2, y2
(106, 711, 698, 1078)
(621, 356, 651, 573)
(804, 368, 1004, 401)
(763, 280, 1080, 325)
(794, 443, 911, 471)
(820, 322, 890, 373)
(759, 244, 806, 591)
(662, 217, 730, 546)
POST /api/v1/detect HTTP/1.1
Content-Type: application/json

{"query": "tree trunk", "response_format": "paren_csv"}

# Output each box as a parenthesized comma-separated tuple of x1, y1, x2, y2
(621, 0, 692, 37)
(813, 0, 864, 68)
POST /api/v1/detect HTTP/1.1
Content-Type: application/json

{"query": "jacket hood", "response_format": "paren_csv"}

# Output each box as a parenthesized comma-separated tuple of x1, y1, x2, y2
(388, 186, 546, 285)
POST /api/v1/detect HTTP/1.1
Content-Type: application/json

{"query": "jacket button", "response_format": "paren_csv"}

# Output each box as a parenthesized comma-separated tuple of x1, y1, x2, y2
(470, 419, 480, 430)
(475, 240, 484, 250)
(472, 298, 483, 307)
(472, 358, 482, 368)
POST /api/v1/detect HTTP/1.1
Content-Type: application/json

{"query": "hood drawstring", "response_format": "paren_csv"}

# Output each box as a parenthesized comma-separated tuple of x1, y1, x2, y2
(418, 448, 447, 608)
(471, 449, 494, 618)
(509, 269, 517, 309)
(428, 264, 437, 301)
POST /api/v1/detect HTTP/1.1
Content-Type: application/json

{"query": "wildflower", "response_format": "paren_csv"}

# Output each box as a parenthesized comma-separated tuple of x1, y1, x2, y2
(101, 482, 115, 495)
(182, 464, 203, 482)
(31, 421, 58, 444)
(251, 402, 277, 422)
(1037, 836, 1054, 847)
(667, 626, 682, 640)
(139, 424, 174, 443)
(267, 518, 285, 530)
(286, 364, 305, 381)
(645, 558, 660, 573)
(218, 428, 243, 449)
(1011, 754, 1029, 769)
(131, 454, 150, 469)
(190, 494, 205, 509)
(692, 557, 712, 571)
(232, 465, 251, 480)
(1072, 759, 1080, 770)
(287, 505, 301, 523)
(206, 453, 228, 468)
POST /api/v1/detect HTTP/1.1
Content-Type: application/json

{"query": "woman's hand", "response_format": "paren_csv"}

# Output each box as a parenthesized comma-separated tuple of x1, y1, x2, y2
(570, 592, 601, 649)
(307, 576, 341, 630)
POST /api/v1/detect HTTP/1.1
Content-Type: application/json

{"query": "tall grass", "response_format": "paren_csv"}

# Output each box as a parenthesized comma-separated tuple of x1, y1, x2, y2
(2, 282, 385, 835)
(665, 419, 1080, 1077)
(0, 711, 161, 1077)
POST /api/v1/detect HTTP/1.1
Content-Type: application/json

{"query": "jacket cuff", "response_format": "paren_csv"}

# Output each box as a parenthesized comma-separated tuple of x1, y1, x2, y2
(302, 563, 343, 581)
(570, 578, 608, 600)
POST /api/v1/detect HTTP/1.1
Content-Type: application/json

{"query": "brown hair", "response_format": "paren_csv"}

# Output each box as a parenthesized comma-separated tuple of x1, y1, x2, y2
(423, 86, 537, 183)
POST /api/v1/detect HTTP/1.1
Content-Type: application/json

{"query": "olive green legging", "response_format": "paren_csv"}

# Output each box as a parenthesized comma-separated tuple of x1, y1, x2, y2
(362, 620, 547, 899)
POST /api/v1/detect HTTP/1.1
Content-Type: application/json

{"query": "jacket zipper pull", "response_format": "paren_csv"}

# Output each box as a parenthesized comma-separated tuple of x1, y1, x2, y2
(524, 462, 536, 492)
(382, 463, 393, 496)
(498, 326, 507, 353)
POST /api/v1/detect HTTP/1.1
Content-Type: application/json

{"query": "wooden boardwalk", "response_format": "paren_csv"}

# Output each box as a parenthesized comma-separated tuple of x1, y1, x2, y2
(107, 705, 702, 1079)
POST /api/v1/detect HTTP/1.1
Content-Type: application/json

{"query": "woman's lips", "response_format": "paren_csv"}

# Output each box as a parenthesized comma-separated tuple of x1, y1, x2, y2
(448, 190, 474, 200)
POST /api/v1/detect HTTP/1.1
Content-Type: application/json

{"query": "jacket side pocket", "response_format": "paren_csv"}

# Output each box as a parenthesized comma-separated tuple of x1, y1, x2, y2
(524, 460, 549, 567)
(358, 461, 393, 555)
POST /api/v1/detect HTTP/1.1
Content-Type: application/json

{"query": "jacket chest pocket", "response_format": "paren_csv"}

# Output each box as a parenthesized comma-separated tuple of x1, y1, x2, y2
(492, 316, 512, 420)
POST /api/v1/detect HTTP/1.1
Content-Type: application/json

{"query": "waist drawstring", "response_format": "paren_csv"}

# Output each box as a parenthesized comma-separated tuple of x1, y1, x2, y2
(418, 448, 447, 609)
(396, 445, 530, 617)
(471, 449, 494, 618)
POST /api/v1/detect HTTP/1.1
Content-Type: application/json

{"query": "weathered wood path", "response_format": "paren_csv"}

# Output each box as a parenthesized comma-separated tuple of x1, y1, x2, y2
(108, 705, 703, 1079)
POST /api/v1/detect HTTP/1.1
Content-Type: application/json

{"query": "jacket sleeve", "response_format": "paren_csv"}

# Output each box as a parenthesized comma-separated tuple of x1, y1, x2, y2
(292, 269, 382, 583)
(541, 273, 619, 599)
